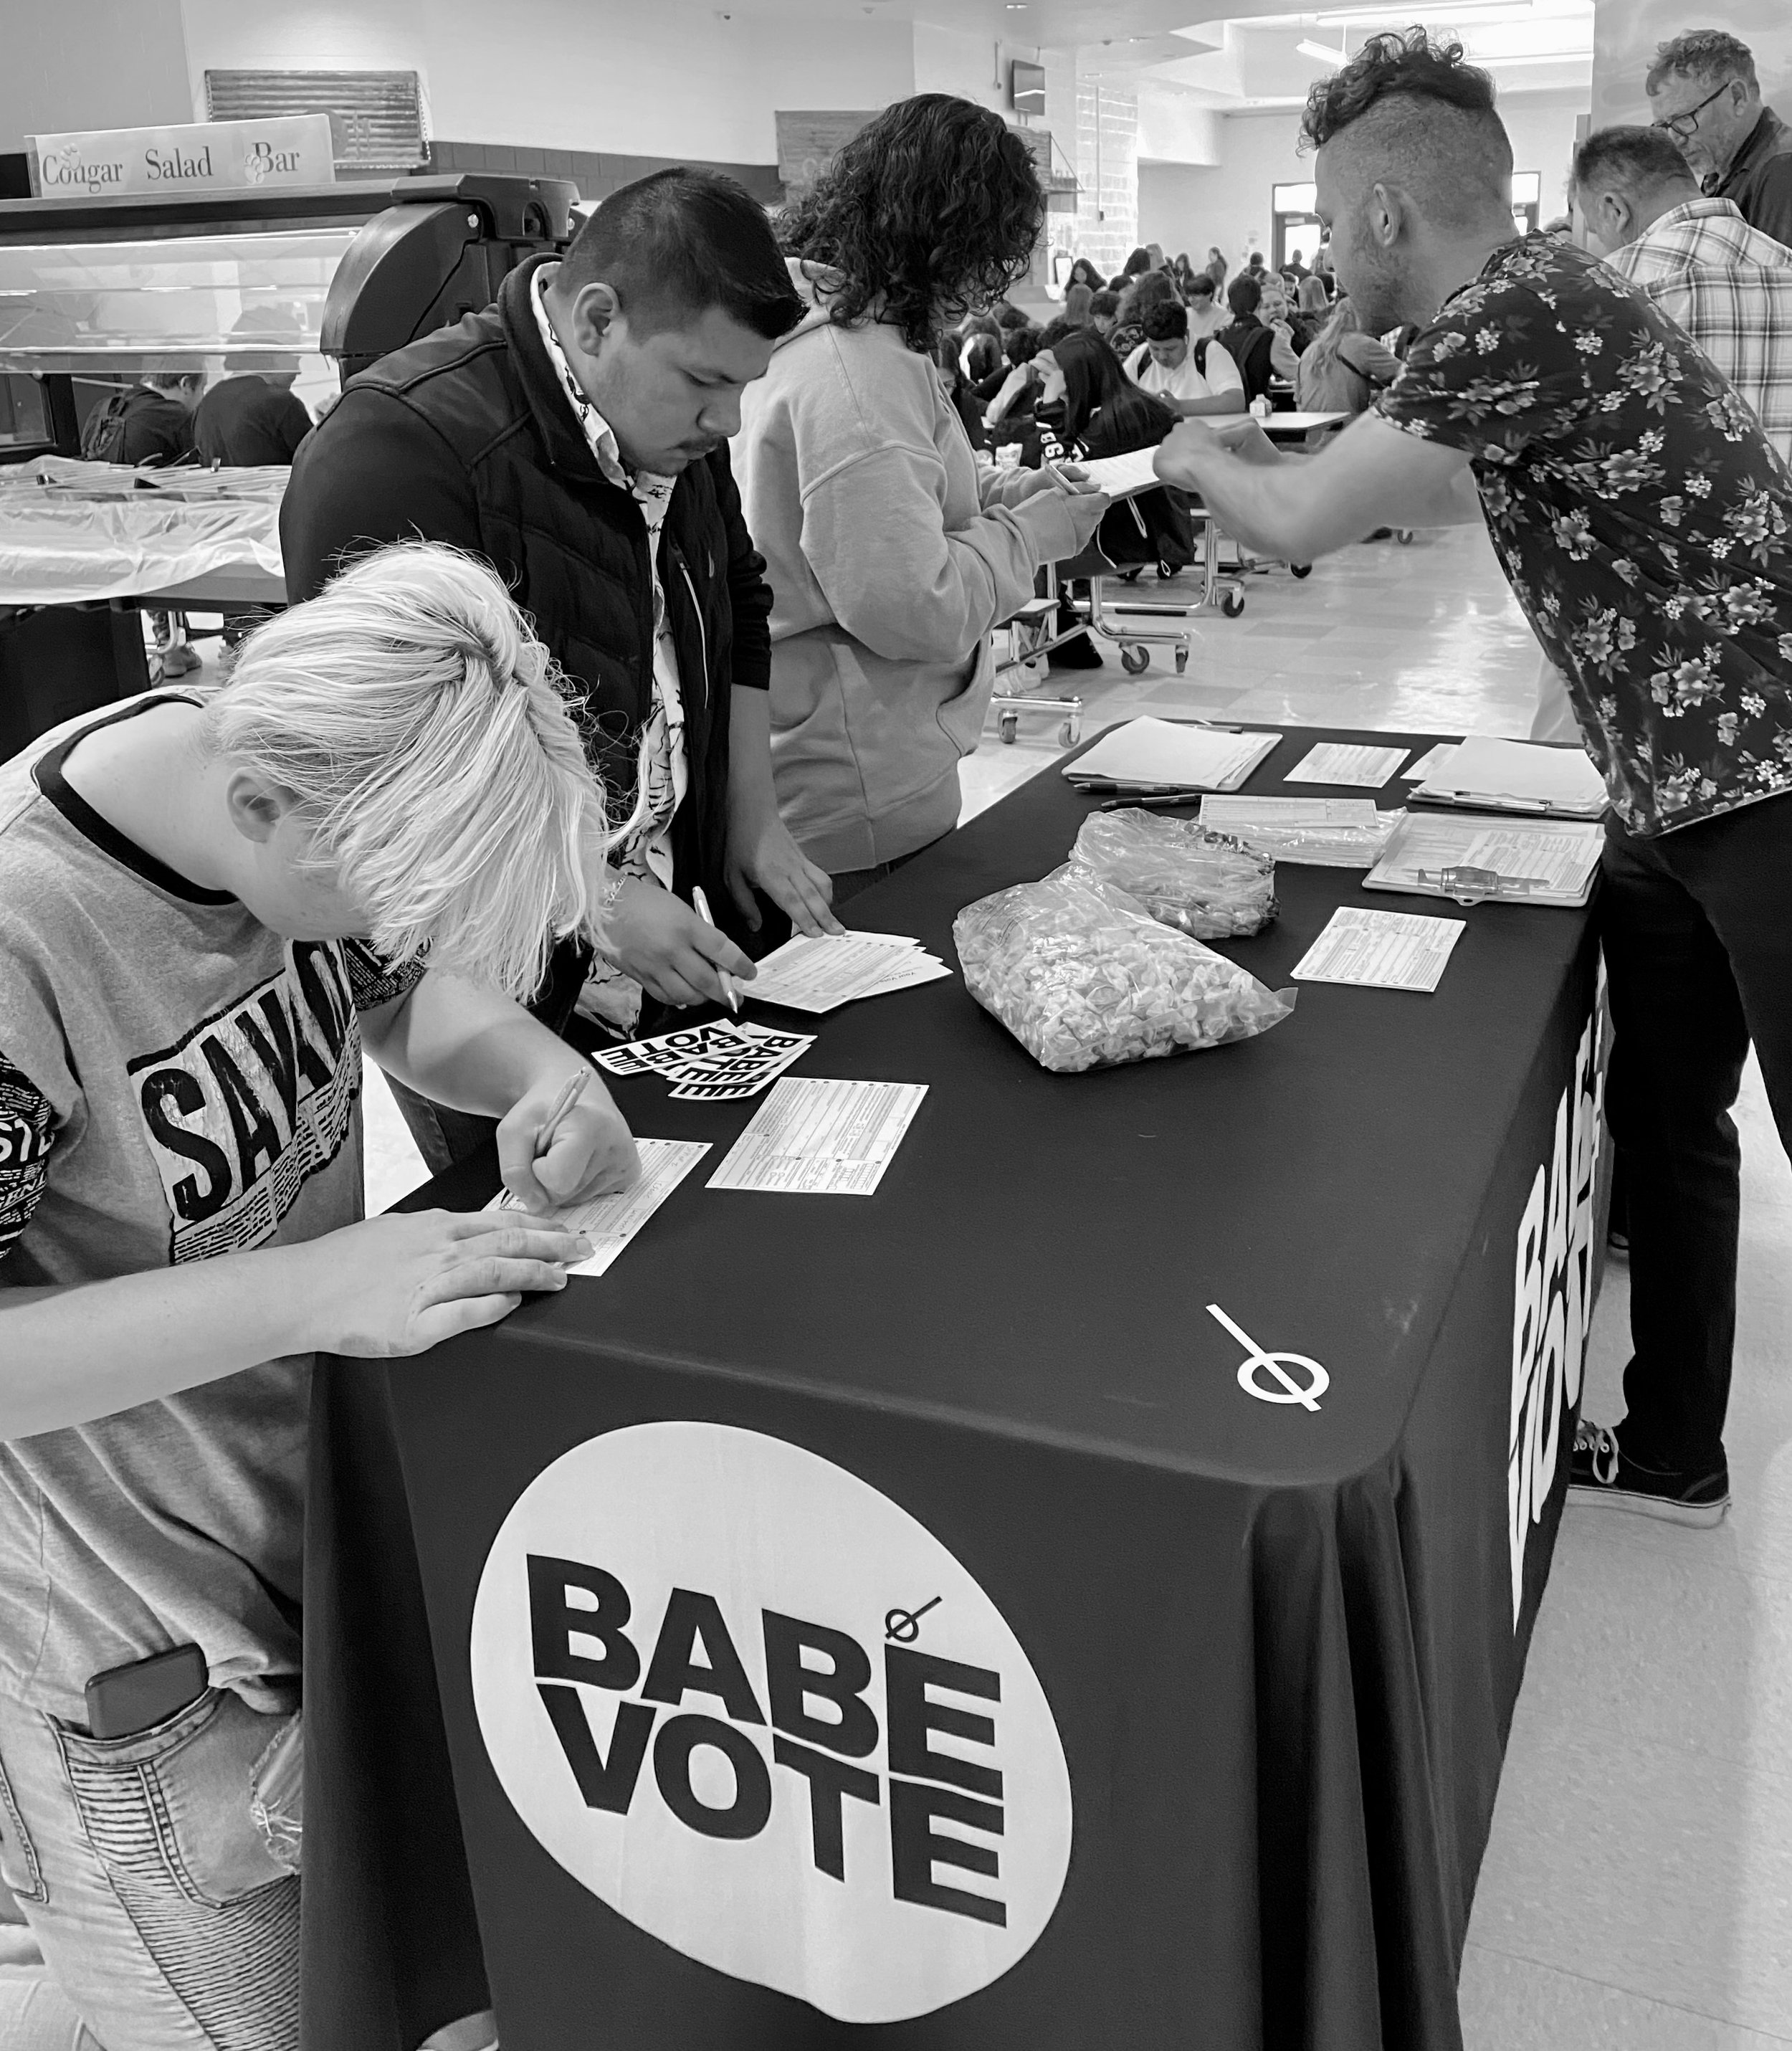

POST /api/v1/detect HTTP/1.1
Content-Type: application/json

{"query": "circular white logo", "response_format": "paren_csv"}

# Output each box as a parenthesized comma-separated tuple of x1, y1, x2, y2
(470, 1422, 1073, 2023)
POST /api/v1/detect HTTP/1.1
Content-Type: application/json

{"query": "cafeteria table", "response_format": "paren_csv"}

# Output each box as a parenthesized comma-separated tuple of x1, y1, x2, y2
(302, 725, 1608, 2051)
(1258, 409, 1350, 449)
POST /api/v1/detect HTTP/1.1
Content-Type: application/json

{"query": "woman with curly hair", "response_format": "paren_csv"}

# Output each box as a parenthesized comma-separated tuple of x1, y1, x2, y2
(733, 94, 1106, 892)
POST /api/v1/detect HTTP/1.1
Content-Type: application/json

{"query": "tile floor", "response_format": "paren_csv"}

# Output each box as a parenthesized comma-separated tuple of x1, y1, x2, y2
(357, 523, 1792, 2046)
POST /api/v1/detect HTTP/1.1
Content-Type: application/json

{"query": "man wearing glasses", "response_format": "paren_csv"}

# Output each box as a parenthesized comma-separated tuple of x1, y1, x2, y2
(1646, 31, 1792, 251)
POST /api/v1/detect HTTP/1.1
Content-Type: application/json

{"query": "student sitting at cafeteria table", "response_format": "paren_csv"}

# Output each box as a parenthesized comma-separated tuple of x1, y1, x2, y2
(1123, 300, 1247, 419)
(0, 541, 637, 2051)
(1213, 273, 1300, 406)
(1183, 271, 1229, 341)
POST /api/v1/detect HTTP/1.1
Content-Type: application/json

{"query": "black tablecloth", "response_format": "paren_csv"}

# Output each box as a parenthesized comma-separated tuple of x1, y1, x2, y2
(302, 728, 1601, 2051)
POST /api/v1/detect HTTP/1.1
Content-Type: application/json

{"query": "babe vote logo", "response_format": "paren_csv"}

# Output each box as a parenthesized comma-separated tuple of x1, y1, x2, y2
(470, 1422, 1073, 2022)
(1509, 996, 1606, 1628)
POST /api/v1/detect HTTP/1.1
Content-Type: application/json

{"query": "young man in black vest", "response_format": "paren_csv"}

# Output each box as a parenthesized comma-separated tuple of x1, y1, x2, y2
(283, 169, 839, 1173)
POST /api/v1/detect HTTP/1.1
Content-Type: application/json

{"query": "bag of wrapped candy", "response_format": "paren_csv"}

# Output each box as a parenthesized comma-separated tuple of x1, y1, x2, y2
(1067, 809, 1276, 938)
(953, 867, 1295, 1074)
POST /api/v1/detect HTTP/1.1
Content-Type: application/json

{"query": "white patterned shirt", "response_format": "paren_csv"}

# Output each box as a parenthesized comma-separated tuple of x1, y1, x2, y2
(1606, 196, 1792, 465)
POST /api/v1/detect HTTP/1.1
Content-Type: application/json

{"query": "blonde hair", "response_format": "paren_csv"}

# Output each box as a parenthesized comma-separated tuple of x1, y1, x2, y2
(207, 542, 602, 999)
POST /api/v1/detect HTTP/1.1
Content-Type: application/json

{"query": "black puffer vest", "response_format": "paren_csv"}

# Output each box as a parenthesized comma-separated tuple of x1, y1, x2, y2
(286, 253, 770, 907)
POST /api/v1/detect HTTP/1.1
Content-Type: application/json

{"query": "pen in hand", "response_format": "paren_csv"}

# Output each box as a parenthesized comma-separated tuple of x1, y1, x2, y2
(534, 1066, 589, 1163)
(691, 885, 741, 1014)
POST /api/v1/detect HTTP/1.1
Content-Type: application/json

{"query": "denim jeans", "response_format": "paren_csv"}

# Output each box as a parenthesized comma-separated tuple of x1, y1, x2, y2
(0, 1688, 300, 2050)
(0, 1883, 98, 2050)
(0, 1692, 496, 2051)
(1600, 794, 1792, 1476)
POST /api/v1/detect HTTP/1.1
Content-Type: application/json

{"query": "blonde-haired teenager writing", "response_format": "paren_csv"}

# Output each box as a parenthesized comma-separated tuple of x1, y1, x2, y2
(0, 542, 634, 2050)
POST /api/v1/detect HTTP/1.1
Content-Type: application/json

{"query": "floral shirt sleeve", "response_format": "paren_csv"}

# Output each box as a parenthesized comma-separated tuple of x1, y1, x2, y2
(1376, 234, 1792, 834)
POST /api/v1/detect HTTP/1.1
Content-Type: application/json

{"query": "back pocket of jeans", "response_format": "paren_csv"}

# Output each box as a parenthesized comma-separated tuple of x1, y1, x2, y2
(59, 1688, 292, 1909)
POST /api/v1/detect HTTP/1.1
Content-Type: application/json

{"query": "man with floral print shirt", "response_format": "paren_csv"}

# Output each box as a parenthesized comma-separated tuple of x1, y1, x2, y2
(1156, 29, 1792, 1528)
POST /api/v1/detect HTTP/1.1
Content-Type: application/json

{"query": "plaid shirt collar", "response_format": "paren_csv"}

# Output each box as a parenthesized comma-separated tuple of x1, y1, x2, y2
(1631, 194, 1748, 242)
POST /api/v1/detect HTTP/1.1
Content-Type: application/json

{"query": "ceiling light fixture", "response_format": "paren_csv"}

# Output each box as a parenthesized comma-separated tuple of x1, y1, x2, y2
(1296, 37, 1348, 64)
(1313, 1, 1536, 22)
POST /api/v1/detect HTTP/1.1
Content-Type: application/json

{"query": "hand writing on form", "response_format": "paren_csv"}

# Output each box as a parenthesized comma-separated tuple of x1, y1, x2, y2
(497, 1063, 639, 1216)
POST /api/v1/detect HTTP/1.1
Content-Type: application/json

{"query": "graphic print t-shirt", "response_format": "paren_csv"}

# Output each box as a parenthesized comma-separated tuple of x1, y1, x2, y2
(0, 698, 419, 1721)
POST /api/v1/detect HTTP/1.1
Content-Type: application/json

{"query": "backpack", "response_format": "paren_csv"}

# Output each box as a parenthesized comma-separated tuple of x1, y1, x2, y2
(1214, 321, 1276, 404)
(80, 389, 133, 463)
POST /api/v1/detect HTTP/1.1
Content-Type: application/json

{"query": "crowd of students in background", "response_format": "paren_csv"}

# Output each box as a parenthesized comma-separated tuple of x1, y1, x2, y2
(939, 228, 1404, 465)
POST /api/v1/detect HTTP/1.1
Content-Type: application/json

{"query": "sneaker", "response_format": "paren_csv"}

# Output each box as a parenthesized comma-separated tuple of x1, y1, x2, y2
(1568, 1420, 1729, 1527)
(158, 643, 201, 677)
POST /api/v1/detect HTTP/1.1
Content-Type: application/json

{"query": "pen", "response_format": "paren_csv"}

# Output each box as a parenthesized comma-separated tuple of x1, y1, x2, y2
(1069, 777, 1225, 795)
(534, 1067, 589, 1161)
(691, 885, 741, 1014)
(1097, 790, 1207, 812)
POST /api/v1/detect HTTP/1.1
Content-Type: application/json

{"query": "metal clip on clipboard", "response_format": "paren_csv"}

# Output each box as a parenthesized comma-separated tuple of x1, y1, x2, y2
(1415, 864, 1553, 905)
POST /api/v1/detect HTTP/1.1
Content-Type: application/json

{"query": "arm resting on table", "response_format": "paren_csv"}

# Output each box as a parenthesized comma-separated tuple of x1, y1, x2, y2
(0, 978, 617, 1439)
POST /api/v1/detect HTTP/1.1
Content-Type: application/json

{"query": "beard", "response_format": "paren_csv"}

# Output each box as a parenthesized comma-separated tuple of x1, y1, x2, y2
(1335, 239, 1413, 339)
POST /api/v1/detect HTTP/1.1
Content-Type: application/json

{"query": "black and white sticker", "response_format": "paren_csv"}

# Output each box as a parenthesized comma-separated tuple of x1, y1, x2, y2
(470, 1422, 1073, 2022)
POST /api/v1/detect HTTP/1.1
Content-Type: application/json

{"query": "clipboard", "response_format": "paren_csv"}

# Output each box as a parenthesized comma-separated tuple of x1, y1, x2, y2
(1411, 736, 1608, 819)
(1364, 812, 1604, 908)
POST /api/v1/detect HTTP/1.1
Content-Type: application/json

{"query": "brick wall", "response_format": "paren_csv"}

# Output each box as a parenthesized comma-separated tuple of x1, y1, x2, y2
(1069, 82, 1139, 280)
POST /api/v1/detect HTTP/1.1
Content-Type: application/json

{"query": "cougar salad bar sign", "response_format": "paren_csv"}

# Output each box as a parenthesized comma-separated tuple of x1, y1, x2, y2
(28, 115, 335, 198)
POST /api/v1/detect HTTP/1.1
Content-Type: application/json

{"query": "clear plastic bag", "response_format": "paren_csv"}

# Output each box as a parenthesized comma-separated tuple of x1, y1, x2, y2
(953, 868, 1295, 1074)
(1068, 809, 1277, 937)
(1197, 802, 1406, 870)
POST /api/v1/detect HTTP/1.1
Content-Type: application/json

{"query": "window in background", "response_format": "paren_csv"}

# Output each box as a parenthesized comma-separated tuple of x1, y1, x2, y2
(1272, 182, 1322, 271)
(0, 374, 51, 453)
(1512, 171, 1542, 237)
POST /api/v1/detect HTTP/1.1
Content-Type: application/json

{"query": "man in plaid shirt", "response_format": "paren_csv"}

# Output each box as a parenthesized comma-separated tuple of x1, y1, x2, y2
(1530, 123, 1792, 741)
(1573, 125, 1792, 464)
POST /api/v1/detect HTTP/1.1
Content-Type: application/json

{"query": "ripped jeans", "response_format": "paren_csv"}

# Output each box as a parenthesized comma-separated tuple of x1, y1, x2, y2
(0, 1688, 498, 2051)
(0, 1687, 302, 2050)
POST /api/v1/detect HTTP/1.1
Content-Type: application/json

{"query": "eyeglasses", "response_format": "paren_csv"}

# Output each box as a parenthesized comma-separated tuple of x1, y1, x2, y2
(1651, 79, 1735, 143)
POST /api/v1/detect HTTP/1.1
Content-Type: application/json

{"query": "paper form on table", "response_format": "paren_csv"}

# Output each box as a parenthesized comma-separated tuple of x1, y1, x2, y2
(1401, 743, 1459, 781)
(486, 1138, 711, 1274)
(1285, 742, 1410, 788)
(746, 932, 949, 1014)
(1290, 906, 1467, 994)
(1201, 796, 1382, 829)
(1065, 718, 1281, 791)
(706, 1078, 928, 1196)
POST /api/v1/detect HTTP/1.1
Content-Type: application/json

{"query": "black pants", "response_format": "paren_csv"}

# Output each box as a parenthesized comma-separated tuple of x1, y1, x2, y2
(1600, 795, 1792, 1475)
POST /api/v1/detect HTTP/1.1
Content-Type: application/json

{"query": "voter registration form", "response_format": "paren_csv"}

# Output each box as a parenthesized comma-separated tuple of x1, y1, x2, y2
(707, 1078, 928, 1196)
(1291, 906, 1467, 994)
(487, 1138, 710, 1274)
(1285, 742, 1409, 788)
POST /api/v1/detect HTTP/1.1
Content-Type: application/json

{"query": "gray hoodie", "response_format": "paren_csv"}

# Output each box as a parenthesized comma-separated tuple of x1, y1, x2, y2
(733, 262, 1085, 872)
